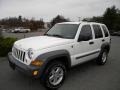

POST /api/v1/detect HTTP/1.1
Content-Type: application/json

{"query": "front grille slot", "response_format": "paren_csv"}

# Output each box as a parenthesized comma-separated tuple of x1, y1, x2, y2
(13, 47, 25, 62)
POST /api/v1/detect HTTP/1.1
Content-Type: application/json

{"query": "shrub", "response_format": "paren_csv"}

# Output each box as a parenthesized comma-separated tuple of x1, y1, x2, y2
(0, 37, 17, 57)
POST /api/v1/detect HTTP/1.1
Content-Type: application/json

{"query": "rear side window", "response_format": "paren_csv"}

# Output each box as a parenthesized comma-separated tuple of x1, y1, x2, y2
(78, 25, 92, 41)
(93, 25, 103, 38)
(102, 25, 109, 37)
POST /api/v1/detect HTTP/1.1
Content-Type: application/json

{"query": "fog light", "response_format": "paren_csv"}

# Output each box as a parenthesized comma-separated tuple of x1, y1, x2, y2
(33, 70, 38, 76)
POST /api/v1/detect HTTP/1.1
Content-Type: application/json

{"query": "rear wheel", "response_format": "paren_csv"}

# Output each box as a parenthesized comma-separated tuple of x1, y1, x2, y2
(41, 61, 66, 90)
(96, 49, 108, 65)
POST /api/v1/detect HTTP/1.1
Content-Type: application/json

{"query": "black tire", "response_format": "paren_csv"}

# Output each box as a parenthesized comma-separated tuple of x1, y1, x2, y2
(96, 49, 108, 65)
(41, 61, 66, 90)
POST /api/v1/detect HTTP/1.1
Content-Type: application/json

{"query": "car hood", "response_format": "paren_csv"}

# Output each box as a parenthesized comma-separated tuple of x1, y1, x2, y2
(14, 36, 73, 50)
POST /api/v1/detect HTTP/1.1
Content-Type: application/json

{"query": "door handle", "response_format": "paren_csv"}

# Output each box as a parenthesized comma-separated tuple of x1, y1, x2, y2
(89, 41, 94, 45)
(102, 39, 105, 42)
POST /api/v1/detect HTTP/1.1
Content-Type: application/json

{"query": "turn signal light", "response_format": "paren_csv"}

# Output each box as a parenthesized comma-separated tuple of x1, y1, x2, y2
(31, 60, 43, 66)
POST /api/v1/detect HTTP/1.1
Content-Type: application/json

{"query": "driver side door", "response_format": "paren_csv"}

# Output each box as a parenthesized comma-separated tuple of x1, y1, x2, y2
(74, 24, 97, 65)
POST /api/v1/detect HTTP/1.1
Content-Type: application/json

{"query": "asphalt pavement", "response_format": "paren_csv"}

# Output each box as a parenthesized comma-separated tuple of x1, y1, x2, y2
(0, 36, 120, 90)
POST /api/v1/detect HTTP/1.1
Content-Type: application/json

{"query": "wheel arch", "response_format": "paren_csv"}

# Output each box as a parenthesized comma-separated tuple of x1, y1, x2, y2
(101, 42, 110, 53)
(35, 50, 71, 76)
(45, 55, 71, 70)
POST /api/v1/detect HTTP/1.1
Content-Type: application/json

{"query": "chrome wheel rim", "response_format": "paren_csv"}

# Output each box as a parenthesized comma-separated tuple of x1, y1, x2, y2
(102, 52, 107, 63)
(49, 67, 64, 86)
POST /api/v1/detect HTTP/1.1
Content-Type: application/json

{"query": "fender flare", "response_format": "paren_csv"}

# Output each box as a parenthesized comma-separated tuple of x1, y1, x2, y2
(35, 50, 71, 76)
(101, 42, 111, 53)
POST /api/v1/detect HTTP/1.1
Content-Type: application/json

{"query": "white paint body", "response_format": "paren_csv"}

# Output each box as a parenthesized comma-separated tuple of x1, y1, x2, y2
(12, 22, 110, 67)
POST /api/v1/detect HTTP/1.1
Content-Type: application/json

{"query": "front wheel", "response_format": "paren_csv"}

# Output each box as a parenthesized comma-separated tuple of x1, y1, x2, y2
(41, 61, 66, 90)
(96, 49, 108, 65)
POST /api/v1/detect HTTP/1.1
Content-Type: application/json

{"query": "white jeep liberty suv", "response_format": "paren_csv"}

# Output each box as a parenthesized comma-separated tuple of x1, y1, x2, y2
(8, 22, 111, 89)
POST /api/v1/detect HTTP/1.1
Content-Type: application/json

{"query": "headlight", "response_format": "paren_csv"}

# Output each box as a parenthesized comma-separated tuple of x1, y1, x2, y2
(28, 48, 34, 59)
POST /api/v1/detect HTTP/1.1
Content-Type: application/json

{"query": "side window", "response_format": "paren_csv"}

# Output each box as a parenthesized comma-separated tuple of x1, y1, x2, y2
(78, 25, 92, 41)
(102, 25, 109, 37)
(93, 25, 103, 39)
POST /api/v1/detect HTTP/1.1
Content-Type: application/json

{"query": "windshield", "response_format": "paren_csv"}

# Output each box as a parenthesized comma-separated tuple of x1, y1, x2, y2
(45, 24, 79, 39)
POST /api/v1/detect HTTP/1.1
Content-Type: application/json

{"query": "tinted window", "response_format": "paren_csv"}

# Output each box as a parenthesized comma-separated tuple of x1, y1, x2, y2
(78, 25, 92, 41)
(102, 25, 109, 37)
(93, 25, 103, 38)
(46, 24, 79, 39)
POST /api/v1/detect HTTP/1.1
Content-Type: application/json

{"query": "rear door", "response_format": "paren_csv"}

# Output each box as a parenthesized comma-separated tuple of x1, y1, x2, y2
(91, 24, 104, 54)
(101, 25, 110, 43)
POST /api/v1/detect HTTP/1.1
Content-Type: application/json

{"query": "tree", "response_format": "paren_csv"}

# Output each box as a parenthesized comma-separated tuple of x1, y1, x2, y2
(50, 15, 69, 27)
(0, 16, 45, 31)
(103, 6, 118, 31)
(29, 19, 44, 30)
(86, 6, 120, 32)
(0, 26, 2, 37)
(18, 15, 22, 26)
(83, 16, 103, 22)
(114, 9, 120, 31)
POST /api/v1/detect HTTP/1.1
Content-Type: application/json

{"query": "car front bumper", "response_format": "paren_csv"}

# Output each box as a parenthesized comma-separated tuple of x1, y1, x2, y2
(8, 52, 43, 78)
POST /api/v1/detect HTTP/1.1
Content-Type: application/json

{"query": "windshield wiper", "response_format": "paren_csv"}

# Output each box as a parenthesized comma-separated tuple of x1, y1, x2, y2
(44, 33, 52, 36)
(51, 34, 64, 38)
(44, 33, 64, 38)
